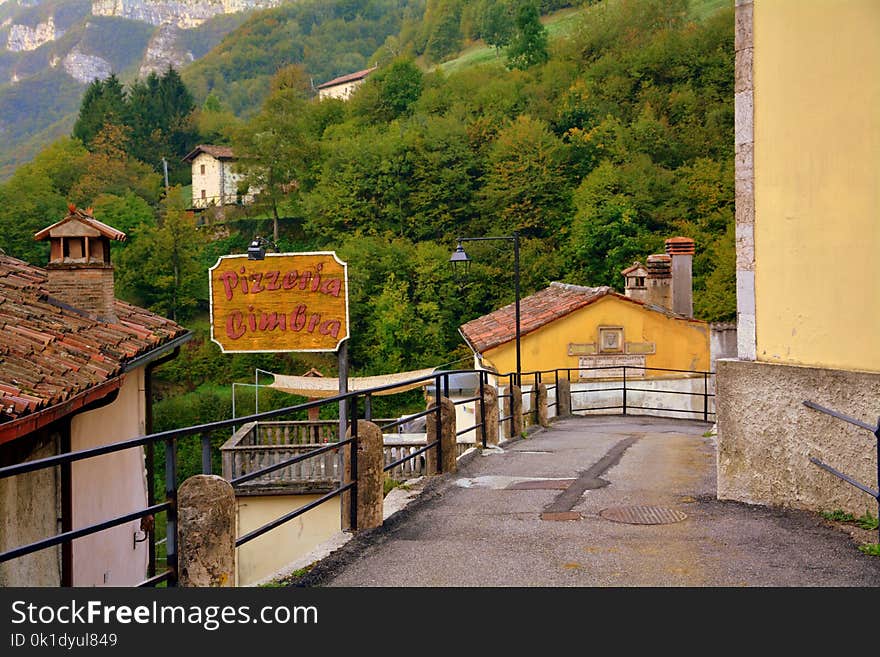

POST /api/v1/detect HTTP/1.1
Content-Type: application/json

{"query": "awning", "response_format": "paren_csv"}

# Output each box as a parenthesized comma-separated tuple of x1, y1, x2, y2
(268, 368, 437, 398)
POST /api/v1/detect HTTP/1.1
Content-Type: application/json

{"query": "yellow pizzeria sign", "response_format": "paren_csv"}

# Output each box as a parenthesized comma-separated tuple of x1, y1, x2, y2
(209, 252, 349, 353)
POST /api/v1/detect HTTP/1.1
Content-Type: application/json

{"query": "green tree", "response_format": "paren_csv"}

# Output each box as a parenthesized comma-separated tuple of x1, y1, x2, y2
(505, 2, 548, 70)
(72, 74, 128, 148)
(373, 58, 424, 121)
(233, 66, 319, 241)
(479, 115, 570, 238)
(116, 190, 206, 320)
(68, 123, 162, 207)
(127, 67, 198, 183)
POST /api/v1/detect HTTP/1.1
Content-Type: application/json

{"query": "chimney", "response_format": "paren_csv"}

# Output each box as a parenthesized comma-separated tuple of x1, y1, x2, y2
(34, 205, 126, 322)
(621, 262, 648, 302)
(645, 254, 672, 310)
(665, 236, 695, 318)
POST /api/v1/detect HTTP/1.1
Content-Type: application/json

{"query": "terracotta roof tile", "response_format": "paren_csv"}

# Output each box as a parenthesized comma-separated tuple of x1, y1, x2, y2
(34, 207, 126, 242)
(317, 66, 377, 89)
(182, 144, 236, 162)
(459, 281, 694, 354)
(0, 253, 187, 426)
(460, 282, 612, 353)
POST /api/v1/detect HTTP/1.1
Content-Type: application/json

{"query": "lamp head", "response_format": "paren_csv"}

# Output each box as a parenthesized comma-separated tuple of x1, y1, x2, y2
(247, 236, 276, 261)
(449, 241, 470, 279)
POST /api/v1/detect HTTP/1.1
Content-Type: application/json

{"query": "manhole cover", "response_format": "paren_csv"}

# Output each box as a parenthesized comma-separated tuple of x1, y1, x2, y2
(599, 506, 687, 525)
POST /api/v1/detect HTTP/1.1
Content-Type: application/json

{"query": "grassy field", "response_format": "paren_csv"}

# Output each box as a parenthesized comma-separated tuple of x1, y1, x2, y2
(437, 0, 732, 74)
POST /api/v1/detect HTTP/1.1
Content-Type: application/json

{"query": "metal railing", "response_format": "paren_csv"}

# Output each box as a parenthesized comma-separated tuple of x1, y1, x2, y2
(803, 400, 880, 542)
(563, 365, 714, 422)
(0, 365, 711, 587)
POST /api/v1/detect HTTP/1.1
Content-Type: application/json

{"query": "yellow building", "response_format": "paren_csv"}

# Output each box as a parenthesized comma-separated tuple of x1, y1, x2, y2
(717, 0, 880, 515)
(459, 282, 710, 381)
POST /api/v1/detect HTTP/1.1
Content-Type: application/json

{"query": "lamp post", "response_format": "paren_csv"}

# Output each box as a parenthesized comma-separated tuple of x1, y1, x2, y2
(449, 232, 521, 386)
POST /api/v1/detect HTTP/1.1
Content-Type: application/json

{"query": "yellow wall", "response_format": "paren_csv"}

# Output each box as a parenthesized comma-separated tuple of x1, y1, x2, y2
(753, 0, 880, 372)
(482, 295, 709, 378)
(235, 494, 340, 586)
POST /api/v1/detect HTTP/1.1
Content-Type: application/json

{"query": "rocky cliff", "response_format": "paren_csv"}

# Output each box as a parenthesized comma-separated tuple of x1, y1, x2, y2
(91, 0, 279, 29)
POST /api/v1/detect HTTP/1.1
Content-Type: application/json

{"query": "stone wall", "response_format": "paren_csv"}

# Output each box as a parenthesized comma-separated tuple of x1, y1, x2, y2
(716, 359, 880, 515)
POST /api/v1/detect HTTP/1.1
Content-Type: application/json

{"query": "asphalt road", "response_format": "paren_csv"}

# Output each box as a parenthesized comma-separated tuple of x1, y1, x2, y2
(294, 415, 880, 587)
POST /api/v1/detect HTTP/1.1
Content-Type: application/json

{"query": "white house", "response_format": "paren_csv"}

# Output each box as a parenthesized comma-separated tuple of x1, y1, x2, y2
(316, 66, 377, 101)
(183, 144, 255, 209)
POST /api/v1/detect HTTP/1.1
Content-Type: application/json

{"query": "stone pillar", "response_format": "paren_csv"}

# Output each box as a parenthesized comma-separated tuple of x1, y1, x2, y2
(557, 378, 572, 417)
(476, 385, 499, 446)
(735, 0, 756, 360)
(509, 385, 523, 439)
(345, 420, 383, 531)
(177, 475, 235, 587)
(427, 397, 457, 474)
(536, 383, 550, 428)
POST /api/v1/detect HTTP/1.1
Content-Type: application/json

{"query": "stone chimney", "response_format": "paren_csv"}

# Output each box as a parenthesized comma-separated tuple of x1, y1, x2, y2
(645, 254, 672, 310)
(665, 236, 695, 318)
(34, 205, 126, 322)
(621, 262, 648, 302)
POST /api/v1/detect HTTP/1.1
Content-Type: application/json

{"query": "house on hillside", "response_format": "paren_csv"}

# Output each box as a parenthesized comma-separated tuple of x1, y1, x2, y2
(316, 65, 377, 101)
(459, 237, 710, 380)
(716, 0, 880, 516)
(0, 206, 190, 586)
(183, 144, 256, 210)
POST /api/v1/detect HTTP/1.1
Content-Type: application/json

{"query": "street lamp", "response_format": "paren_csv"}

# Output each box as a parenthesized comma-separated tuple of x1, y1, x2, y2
(449, 233, 521, 385)
(247, 236, 277, 260)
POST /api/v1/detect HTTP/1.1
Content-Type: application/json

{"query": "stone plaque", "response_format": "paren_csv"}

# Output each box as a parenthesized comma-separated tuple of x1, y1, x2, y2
(579, 355, 646, 379)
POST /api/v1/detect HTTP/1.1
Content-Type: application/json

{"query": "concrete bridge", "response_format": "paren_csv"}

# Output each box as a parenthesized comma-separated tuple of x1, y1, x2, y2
(293, 415, 880, 587)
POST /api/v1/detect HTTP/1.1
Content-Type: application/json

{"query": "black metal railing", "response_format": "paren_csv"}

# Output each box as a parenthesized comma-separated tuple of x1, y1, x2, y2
(0, 365, 711, 587)
(561, 365, 714, 422)
(803, 400, 880, 542)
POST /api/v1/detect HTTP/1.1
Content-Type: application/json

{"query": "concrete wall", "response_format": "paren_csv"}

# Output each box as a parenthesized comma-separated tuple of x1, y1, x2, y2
(568, 375, 714, 422)
(0, 429, 62, 586)
(318, 79, 364, 101)
(717, 359, 880, 515)
(191, 153, 246, 208)
(710, 323, 737, 372)
(482, 295, 710, 380)
(751, 0, 880, 372)
(70, 371, 149, 586)
(235, 494, 340, 586)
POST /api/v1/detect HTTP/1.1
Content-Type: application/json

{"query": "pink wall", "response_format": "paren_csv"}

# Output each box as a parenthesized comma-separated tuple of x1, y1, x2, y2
(70, 370, 149, 586)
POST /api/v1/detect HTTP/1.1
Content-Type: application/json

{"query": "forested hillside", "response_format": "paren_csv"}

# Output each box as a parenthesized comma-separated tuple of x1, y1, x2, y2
(0, 0, 734, 429)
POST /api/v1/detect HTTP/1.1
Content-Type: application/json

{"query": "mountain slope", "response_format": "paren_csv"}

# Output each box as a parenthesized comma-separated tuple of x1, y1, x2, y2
(0, 0, 276, 178)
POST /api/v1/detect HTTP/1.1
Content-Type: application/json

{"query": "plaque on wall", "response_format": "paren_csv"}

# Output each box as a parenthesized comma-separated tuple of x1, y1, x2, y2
(578, 355, 646, 379)
(598, 326, 624, 353)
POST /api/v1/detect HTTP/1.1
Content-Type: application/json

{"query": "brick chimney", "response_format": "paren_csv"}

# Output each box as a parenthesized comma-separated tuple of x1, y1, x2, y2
(645, 254, 672, 310)
(665, 236, 695, 318)
(34, 205, 126, 322)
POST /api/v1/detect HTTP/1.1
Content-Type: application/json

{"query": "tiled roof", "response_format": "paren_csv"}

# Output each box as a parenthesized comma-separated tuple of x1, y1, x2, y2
(460, 282, 613, 353)
(620, 262, 646, 276)
(0, 253, 187, 427)
(33, 206, 126, 242)
(182, 144, 235, 162)
(459, 281, 696, 353)
(316, 66, 377, 89)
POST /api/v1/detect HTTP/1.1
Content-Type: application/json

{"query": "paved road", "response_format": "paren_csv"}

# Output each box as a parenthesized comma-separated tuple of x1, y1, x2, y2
(296, 416, 880, 587)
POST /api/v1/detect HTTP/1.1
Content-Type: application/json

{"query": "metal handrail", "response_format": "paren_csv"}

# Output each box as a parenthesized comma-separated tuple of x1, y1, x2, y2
(803, 400, 880, 542)
(0, 364, 716, 585)
(383, 441, 439, 473)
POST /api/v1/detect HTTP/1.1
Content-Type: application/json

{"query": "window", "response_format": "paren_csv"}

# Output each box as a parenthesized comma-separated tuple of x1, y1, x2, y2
(636, 276, 645, 286)
(200, 164, 205, 175)
(201, 189, 206, 199)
